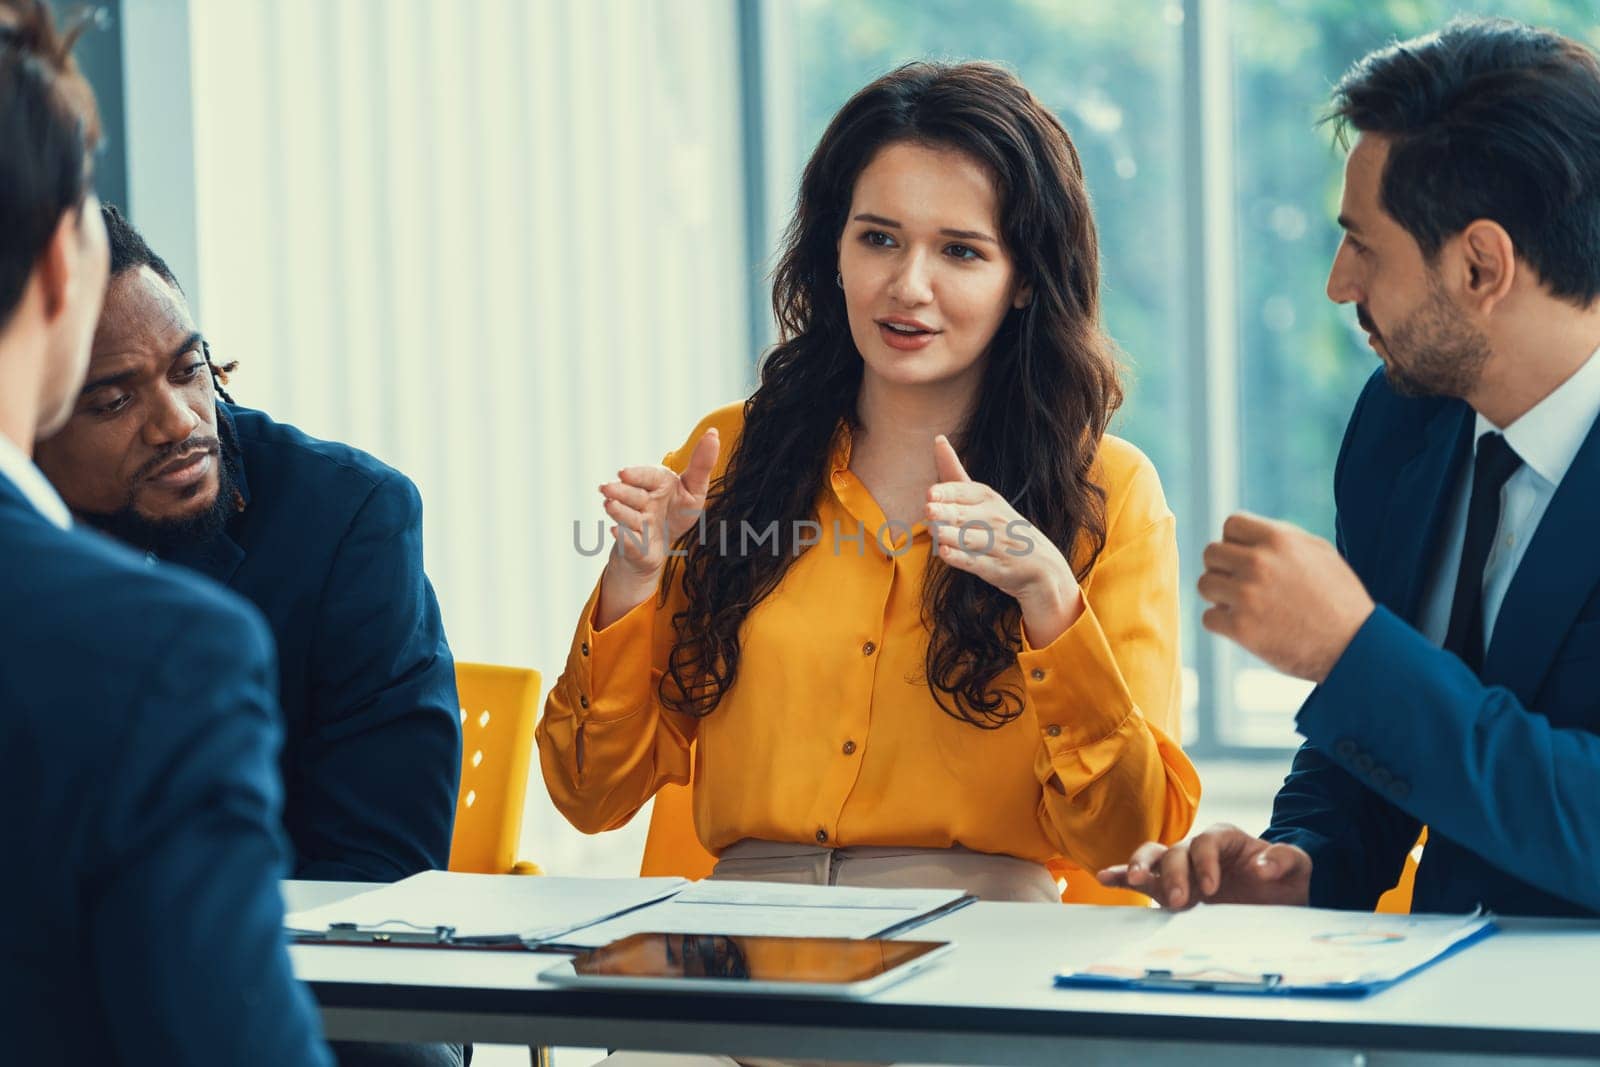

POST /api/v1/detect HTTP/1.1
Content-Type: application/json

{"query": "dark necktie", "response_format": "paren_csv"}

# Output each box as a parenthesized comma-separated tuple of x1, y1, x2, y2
(1442, 432, 1523, 673)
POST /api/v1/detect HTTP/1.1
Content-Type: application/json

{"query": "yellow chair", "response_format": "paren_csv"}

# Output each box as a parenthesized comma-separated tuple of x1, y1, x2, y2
(1376, 828, 1428, 914)
(449, 662, 544, 876)
(1051, 858, 1151, 906)
(641, 776, 715, 879)
(641, 748, 1150, 905)
(451, 663, 552, 1067)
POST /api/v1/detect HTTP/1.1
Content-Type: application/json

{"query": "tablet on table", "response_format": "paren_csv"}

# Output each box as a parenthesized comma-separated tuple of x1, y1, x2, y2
(540, 932, 954, 998)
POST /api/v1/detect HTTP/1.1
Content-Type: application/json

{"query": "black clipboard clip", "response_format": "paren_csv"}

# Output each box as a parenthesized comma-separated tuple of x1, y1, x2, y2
(324, 920, 458, 945)
(1139, 967, 1284, 991)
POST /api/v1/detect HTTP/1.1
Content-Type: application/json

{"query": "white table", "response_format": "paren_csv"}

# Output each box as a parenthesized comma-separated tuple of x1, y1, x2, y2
(285, 880, 1600, 1065)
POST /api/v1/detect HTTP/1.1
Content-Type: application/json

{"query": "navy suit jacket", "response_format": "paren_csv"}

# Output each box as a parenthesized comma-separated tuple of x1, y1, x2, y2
(0, 474, 332, 1065)
(162, 404, 461, 882)
(1264, 369, 1600, 916)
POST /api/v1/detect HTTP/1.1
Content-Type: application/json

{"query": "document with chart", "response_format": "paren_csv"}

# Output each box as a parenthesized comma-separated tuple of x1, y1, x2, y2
(1056, 904, 1494, 996)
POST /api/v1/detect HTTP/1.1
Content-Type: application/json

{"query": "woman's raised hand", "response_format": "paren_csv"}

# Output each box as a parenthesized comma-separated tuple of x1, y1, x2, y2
(600, 427, 721, 584)
(924, 434, 1084, 647)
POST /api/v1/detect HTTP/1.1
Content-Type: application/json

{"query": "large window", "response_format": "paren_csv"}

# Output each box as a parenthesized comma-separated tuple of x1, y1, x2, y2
(1227, 0, 1600, 745)
(764, 0, 1600, 754)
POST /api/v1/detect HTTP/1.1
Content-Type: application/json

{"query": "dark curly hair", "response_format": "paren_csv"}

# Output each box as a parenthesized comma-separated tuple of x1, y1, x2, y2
(662, 61, 1123, 728)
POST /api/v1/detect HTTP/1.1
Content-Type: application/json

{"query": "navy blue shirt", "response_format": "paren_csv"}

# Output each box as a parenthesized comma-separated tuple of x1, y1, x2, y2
(165, 404, 461, 882)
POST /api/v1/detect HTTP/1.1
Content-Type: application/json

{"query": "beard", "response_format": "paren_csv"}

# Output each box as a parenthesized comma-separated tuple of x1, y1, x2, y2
(79, 450, 237, 556)
(1374, 276, 1491, 400)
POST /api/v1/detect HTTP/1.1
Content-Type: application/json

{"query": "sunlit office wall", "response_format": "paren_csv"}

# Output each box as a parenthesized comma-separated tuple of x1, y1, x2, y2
(183, 0, 753, 875)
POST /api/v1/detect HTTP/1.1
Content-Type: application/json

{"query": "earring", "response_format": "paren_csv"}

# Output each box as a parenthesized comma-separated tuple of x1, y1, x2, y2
(836, 272, 844, 289)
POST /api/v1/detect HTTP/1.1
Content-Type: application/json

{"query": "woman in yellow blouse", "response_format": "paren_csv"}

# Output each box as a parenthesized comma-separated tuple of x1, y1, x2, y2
(538, 61, 1200, 900)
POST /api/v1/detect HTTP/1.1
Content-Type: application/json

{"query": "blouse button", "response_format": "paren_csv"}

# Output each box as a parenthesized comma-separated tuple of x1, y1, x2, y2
(816, 828, 829, 843)
(862, 641, 877, 656)
(579, 695, 590, 709)
(581, 642, 590, 656)
(842, 740, 857, 756)
(1045, 724, 1062, 738)
(1030, 668, 1045, 681)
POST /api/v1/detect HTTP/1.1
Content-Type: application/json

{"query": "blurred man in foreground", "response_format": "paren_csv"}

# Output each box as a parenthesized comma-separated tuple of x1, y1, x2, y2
(0, 2, 332, 1061)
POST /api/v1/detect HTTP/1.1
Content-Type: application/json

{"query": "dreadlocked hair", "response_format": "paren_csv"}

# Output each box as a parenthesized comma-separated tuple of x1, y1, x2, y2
(201, 340, 238, 404)
(658, 62, 1122, 728)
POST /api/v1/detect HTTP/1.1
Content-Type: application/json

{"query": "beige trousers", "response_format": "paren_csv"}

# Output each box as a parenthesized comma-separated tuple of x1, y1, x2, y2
(707, 839, 1060, 903)
(599, 840, 1057, 1067)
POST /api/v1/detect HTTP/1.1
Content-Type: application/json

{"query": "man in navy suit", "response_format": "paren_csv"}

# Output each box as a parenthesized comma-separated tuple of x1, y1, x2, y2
(34, 206, 463, 887)
(1100, 18, 1600, 917)
(0, 2, 331, 1062)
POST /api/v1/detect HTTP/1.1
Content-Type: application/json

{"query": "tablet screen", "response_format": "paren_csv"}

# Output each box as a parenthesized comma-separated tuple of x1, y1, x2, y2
(571, 933, 947, 985)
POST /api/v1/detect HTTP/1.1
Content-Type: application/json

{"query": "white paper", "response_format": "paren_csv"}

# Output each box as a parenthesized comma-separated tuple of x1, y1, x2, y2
(1064, 903, 1492, 989)
(284, 871, 688, 945)
(558, 879, 970, 948)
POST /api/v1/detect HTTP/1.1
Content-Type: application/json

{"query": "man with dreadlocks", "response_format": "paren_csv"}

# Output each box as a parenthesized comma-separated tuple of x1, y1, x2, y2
(34, 204, 463, 885)
(34, 206, 466, 1067)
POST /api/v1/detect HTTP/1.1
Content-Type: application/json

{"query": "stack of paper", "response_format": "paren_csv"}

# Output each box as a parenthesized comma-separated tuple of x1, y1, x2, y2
(1056, 904, 1494, 996)
(554, 880, 973, 949)
(284, 871, 688, 947)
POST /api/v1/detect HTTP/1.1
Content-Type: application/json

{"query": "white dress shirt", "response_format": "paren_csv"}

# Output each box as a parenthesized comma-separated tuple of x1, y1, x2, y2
(0, 431, 70, 530)
(1418, 345, 1600, 652)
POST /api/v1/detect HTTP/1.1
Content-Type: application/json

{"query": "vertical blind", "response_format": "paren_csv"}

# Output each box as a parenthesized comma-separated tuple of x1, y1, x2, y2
(186, 0, 753, 874)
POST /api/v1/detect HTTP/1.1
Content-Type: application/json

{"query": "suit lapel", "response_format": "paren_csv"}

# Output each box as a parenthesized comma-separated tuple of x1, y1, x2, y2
(1375, 403, 1474, 622)
(1483, 413, 1600, 703)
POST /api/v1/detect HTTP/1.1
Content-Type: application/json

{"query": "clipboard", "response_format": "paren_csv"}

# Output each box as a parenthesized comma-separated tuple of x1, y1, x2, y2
(1064, 966, 1290, 993)
(284, 871, 690, 950)
(1054, 904, 1495, 997)
(313, 920, 528, 949)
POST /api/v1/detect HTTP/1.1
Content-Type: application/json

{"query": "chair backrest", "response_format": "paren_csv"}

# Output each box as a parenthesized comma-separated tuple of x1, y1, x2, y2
(641, 778, 716, 879)
(1376, 827, 1428, 914)
(449, 662, 543, 874)
(640, 746, 1148, 904)
(1050, 858, 1151, 906)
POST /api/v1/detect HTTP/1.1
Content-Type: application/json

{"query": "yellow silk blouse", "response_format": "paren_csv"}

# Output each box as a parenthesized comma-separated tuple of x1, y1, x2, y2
(537, 403, 1200, 873)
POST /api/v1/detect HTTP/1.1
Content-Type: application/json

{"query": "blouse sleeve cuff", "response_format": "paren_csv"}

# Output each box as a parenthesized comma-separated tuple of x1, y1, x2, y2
(571, 581, 659, 723)
(1018, 597, 1134, 749)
